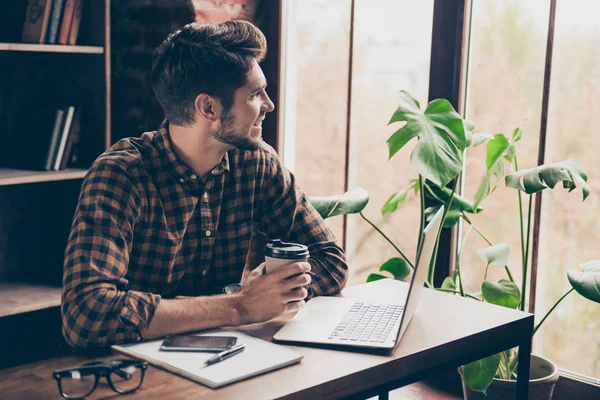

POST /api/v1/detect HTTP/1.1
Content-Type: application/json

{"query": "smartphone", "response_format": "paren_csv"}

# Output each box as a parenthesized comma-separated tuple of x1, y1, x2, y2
(160, 335, 238, 352)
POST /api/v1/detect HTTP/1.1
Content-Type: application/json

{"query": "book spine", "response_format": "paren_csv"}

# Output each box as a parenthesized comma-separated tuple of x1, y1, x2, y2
(57, 0, 77, 45)
(21, 0, 53, 44)
(60, 108, 80, 169)
(46, 0, 66, 44)
(67, 0, 84, 45)
(44, 108, 65, 171)
(53, 106, 76, 170)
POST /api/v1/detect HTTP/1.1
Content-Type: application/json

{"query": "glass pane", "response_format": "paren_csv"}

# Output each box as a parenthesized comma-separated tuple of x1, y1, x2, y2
(347, 0, 434, 285)
(536, 0, 600, 379)
(461, 0, 549, 295)
(281, 0, 351, 241)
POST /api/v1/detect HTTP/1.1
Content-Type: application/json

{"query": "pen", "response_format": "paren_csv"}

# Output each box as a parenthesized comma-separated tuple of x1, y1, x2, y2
(204, 344, 246, 366)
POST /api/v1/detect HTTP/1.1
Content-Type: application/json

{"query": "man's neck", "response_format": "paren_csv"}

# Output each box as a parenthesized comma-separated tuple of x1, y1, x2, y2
(168, 122, 227, 178)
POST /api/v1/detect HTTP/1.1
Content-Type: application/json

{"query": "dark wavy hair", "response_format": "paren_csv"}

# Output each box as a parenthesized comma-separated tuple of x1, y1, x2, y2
(151, 20, 267, 126)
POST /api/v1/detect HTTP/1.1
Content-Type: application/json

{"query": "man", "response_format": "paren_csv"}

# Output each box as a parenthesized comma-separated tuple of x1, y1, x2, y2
(61, 20, 348, 348)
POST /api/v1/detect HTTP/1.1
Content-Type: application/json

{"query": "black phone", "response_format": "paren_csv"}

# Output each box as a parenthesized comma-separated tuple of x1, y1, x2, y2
(160, 334, 238, 352)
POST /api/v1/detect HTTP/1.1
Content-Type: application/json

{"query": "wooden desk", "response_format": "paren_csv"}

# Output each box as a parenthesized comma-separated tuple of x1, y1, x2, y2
(0, 279, 533, 399)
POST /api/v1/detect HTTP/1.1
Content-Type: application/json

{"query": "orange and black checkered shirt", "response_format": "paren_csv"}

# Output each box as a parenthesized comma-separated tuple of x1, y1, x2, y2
(62, 122, 348, 348)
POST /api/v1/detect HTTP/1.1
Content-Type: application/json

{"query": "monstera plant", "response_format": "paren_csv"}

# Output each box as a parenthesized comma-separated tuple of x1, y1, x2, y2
(309, 90, 600, 397)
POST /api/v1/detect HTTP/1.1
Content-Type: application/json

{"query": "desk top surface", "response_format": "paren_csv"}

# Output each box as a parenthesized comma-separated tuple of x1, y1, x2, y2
(0, 279, 532, 400)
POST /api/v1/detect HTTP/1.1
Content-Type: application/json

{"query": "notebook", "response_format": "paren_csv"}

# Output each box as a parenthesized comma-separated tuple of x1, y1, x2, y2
(112, 329, 303, 388)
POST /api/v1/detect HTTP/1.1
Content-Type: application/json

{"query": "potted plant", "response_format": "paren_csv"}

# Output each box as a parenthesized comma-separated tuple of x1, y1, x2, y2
(309, 90, 600, 399)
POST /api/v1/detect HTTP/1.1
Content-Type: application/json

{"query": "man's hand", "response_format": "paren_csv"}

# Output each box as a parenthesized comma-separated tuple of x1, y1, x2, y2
(234, 261, 311, 325)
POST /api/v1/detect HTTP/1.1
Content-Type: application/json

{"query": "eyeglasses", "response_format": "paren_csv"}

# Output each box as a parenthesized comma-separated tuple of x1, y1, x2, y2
(52, 359, 148, 399)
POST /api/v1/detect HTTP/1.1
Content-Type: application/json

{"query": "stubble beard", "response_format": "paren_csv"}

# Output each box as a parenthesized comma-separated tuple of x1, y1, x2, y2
(214, 109, 261, 151)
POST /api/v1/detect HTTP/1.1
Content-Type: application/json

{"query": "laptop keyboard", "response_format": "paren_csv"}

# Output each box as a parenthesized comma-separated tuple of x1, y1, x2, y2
(328, 301, 404, 343)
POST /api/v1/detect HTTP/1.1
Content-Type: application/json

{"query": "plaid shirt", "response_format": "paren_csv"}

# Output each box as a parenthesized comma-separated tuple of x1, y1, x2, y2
(61, 122, 348, 348)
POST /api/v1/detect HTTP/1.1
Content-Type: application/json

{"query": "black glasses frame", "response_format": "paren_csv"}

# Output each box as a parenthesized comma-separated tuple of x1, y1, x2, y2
(52, 359, 148, 399)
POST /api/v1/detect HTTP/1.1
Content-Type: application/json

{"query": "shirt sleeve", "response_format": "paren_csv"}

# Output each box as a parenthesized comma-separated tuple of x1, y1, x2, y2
(256, 147, 349, 297)
(61, 159, 160, 348)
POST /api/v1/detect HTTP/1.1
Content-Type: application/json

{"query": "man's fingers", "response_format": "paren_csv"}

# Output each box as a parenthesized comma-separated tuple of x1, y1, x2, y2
(283, 273, 311, 290)
(285, 287, 308, 301)
(249, 263, 266, 277)
(284, 300, 305, 314)
(271, 261, 311, 279)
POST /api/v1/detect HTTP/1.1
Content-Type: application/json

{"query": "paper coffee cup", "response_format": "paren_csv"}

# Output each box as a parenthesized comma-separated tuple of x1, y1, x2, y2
(264, 239, 309, 274)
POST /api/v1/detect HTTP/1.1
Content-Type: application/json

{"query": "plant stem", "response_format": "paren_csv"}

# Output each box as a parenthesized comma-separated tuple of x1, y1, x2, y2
(522, 195, 533, 312)
(461, 213, 518, 285)
(417, 175, 425, 257)
(428, 182, 457, 285)
(359, 211, 415, 269)
(533, 288, 574, 335)
(484, 263, 490, 280)
(435, 288, 480, 300)
(514, 157, 527, 312)
(461, 214, 493, 245)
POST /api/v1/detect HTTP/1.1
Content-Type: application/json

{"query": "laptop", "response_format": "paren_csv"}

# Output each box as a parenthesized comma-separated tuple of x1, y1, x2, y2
(273, 205, 445, 350)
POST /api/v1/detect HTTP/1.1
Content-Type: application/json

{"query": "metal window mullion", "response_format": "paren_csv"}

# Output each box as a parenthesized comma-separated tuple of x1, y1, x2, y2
(342, 0, 356, 250)
(529, 0, 558, 315)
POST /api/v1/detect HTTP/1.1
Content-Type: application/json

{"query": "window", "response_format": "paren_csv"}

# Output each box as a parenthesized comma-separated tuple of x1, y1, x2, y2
(282, 0, 434, 285)
(536, 0, 600, 379)
(279, 0, 351, 242)
(461, 0, 549, 297)
(347, 0, 434, 284)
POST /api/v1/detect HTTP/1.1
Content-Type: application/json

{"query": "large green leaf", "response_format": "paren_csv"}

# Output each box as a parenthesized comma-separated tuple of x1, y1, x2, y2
(380, 257, 411, 281)
(476, 244, 510, 267)
(473, 134, 514, 209)
(567, 260, 600, 303)
(482, 279, 521, 309)
(308, 188, 369, 220)
(381, 179, 419, 216)
(387, 91, 466, 188)
(462, 353, 501, 394)
(426, 183, 484, 214)
(505, 159, 590, 200)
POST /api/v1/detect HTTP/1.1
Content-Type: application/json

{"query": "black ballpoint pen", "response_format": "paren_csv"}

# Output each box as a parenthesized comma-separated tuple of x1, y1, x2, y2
(204, 344, 246, 366)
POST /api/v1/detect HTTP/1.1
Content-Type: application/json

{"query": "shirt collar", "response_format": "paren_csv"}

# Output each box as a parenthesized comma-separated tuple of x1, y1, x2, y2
(155, 120, 230, 184)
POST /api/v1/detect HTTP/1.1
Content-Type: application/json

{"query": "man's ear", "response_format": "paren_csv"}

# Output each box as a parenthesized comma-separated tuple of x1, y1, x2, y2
(194, 94, 222, 122)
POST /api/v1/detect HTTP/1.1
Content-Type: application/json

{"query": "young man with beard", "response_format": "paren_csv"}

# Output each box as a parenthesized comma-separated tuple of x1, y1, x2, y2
(61, 20, 348, 348)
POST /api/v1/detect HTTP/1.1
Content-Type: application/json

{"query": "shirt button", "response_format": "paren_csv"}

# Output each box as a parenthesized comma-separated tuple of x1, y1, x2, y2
(179, 178, 184, 183)
(191, 174, 197, 180)
(203, 193, 209, 200)
(202, 269, 208, 276)
(205, 230, 211, 237)
(137, 336, 142, 342)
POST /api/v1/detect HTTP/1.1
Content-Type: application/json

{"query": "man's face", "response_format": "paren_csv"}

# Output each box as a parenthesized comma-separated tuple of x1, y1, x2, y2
(214, 61, 275, 150)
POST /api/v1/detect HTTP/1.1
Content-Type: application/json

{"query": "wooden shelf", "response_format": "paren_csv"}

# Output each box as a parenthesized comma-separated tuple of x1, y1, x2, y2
(0, 43, 104, 54)
(0, 168, 87, 186)
(0, 282, 61, 317)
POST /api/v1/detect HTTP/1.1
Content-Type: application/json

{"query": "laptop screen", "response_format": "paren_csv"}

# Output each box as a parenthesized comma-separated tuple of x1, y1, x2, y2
(395, 205, 445, 342)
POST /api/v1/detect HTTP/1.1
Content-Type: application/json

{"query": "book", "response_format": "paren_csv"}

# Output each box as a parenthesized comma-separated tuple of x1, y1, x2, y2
(112, 330, 303, 388)
(60, 108, 81, 169)
(46, 0, 65, 44)
(52, 105, 76, 170)
(21, 0, 54, 44)
(57, 0, 77, 45)
(67, 0, 84, 45)
(44, 107, 66, 171)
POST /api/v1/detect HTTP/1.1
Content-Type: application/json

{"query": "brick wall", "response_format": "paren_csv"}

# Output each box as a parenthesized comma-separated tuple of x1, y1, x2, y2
(111, 0, 260, 142)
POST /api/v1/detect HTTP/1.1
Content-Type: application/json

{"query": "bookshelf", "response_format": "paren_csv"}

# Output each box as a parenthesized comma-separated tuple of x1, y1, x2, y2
(0, 43, 103, 54)
(0, 0, 111, 363)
